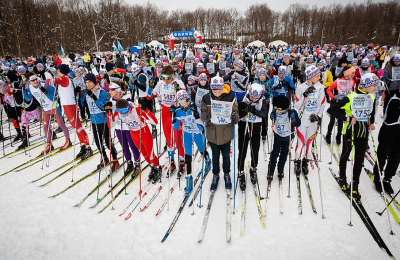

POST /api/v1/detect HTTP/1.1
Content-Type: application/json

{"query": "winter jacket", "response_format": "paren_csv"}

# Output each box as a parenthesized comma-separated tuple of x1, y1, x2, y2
(383, 58, 400, 92)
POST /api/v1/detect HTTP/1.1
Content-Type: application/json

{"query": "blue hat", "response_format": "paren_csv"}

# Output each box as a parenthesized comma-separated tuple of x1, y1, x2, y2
(105, 62, 115, 72)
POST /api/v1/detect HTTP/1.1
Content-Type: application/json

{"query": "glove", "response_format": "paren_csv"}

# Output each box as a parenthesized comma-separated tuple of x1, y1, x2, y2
(87, 90, 98, 101)
(309, 114, 320, 123)
(201, 111, 209, 122)
(169, 104, 176, 114)
(188, 103, 196, 111)
(303, 86, 316, 97)
(74, 86, 81, 94)
(231, 114, 238, 124)
(105, 101, 113, 113)
(147, 87, 153, 96)
(270, 111, 275, 119)
(289, 110, 295, 119)
(173, 81, 180, 91)
(39, 86, 48, 94)
(282, 80, 289, 86)
(133, 80, 141, 87)
(247, 104, 255, 113)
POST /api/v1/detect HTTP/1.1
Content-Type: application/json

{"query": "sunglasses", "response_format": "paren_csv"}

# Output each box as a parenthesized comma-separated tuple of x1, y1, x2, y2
(179, 98, 190, 105)
(30, 78, 38, 82)
(116, 105, 130, 115)
(161, 74, 173, 81)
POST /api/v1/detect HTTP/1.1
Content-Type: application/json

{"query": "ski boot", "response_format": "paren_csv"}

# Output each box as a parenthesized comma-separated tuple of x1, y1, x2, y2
(250, 167, 258, 185)
(224, 173, 232, 190)
(52, 131, 57, 140)
(151, 165, 162, 184)
(97, 156, 110, 169)
(75, 145, 86, 159)
(178, 161, 185, 178)
(324, 133, 331, 145)
(13, 132, 22, 142)
(383, 180, 394, 195)
(238, 171, 246, 191)
(277, 168, 284, 179)
(41, 143, 54, 155)
(210, 174, 220, 191)
(0, 132, 4, 141)
(338, 177, 349, 194)
(204, 158, 211, 173)
(152, 125, 157, 139)
(54, 127, 63, 134)
(60, 138, 72, 150)
(302, 158, 309, 175)
(82, 146, 93, 160)
(184, 174, 193, 195)
(131, 161, 140, 179)
(17, 138, 29, 150)
(336, 135, 341, 146)
(351, 181, 361, 200)
(110, 159, 119, 173)
(124, 161, 134, 176)
(168, 160, 176, 177)
(374, 175, 383, 193)
(294, 159, 301, 176)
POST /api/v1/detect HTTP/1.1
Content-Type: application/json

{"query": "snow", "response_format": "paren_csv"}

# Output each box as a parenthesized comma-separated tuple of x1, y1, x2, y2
(1, 102, 400, 260)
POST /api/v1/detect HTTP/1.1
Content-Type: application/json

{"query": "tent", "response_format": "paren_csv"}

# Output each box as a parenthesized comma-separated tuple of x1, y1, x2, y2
(147, 40, 164, 49)
(247, 40, 265, 47)
(194, 44, 207, 49)
(268, 40, 288, 47)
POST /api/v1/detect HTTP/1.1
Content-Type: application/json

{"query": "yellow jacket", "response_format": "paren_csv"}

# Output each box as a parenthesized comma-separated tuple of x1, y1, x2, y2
(83, 54, 91, 62)
(322, 70, 333, 88)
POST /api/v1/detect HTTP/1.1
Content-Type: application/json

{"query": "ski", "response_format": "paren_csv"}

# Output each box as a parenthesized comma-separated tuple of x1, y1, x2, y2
(364, 168, 400, 226)
(226, 189, 231, 243)
(262, 139, 268, 161)
(239, 190, 246, 236)
(188, 171, 210, 207)
(124, 184, 154, 220)
(279, 178, 283, 214)
(296, 175, 302, 215)
(303, 173, 317, 214)
(329, 167, 396, 259)
(323, 135, 340, 166)
(252, 183, 266, 228)
(262, 181, 271, 218)
(155, 180, 178, 217)
(197, 190, 216, 243)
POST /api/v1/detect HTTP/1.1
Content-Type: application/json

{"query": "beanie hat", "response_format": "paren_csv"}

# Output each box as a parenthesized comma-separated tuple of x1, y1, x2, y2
(278, 66, 287, 75)
(336, 52, 343, 59)
(307, 55, 313, 61)
(84, 73, 96, 85)
(105, 62, 115, 72)
(234, 59, 244, 69)
(210, 76, 224, 90)
(326, 56, 331, 61)
(283, 53, 290, 58)
(352, 58, 358, 64)
(109, 82, 121, 92)
(176, 90, 190, 102)
(57, 64, 70, 75)
(393, 54, 400, 63)
(273, 95, 290, 110)
(188, 75, 196, 83)
(305, 66, 320, 80)
(155, 60, 162, 66)
(36, 63, 44, 69)
(361, 58, 370, 66)
(208, 54, 214, 59)
(257, 53, 264, 60)
(359, 73, 380, 89)
(99, 69, 106, 75)
(248, 83, 263, 99)
(257, 68, 267, 78)
(17, 66, 26, 73)
(199, 73, 207, 81)
(131, 64, 141, 74)
(197, 63, 204, 70)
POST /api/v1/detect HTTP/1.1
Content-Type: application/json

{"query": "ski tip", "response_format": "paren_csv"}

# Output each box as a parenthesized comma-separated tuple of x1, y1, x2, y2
(119, 210, 126, 216)
(139, 206, 146, 212)
(125, 213, 132, 220)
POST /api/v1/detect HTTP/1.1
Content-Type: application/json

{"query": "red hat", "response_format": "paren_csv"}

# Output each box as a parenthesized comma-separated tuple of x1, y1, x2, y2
(27, 60, 33, 63)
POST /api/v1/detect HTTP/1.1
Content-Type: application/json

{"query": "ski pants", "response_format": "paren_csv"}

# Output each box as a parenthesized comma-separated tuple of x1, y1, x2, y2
(4, 104, 20, 130)
(373, 125, 400, 181)
(295, 118, 317, 159)
(339, 134, 368, 183)
(183, 131, 209, 175)
(63, 104, 89, 146)
(238, 121, 261, 172)
(130, 126, 159, 166)
(269, 134, 290, 175)
(116, 128, 140, 162)
(162, 106, 184, 160)
(43, 107, 69, 143)
(209, 141, 230, 175)
(326, 113, 344, 142)
(20, 106, 41, 136)
(91, 122, 117, 160)
(78, 91, 90, 120)
(261, 101, 270, 137)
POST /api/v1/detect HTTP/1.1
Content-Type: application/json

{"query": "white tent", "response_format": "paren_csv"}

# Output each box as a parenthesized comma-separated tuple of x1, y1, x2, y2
(268, 40, 288, 47)
(247, 40, 265, 47)
(147, 40, 164, 49)
(194, 44, 207, 49)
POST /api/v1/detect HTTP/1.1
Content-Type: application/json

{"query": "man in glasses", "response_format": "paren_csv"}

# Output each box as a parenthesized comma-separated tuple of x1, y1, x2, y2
(149, 65, 186, 176)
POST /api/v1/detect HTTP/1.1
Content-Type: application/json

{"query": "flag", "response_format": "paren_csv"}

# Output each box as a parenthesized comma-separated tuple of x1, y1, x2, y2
(112, 42, 117, 52)
(60, 44, 65, 56)
(117, 40, 124, 52)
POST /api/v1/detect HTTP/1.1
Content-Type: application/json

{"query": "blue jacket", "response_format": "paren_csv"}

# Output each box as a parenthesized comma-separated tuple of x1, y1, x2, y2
(23, 83, 59, 104)
(268, 75, 295, 98)
(84, 88, 108, 124)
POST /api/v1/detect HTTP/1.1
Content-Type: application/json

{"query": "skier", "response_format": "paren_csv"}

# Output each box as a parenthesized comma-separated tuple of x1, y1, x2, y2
(170, 90, 211, 194)
(253, 68, 272, 144)
(73, 68, 90, 122)
(268, 66, 296, 102)
(236, 83, 268, 191)
(223, 59, 249, 100)
(267, 95, 300, 181)
(294, 66, 326, 175)
(382, 54, 400, 111)
(201, 76, 239, 191)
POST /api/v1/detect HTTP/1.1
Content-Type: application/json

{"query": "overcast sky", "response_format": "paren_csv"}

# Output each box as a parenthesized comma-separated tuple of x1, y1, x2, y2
(126, 0, 383, 12)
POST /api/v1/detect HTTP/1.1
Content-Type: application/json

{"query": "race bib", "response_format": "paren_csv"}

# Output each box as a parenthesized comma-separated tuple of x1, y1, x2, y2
(322, 71, 327, 83)
(161, 84, 176, 107)
(231, 72, 246, 93)
(120, 106, 143, 131)
(335, 66, 343, 77)
(392, 67, 400, 81)
(195, 88, 209, 109)
(346, 52, 354, 62)
(245, 112, 262, 123)
(178, 114, 201, 134)
(185, 63, 193, 74)
(306, 63, 315, 68)
(219, 61, 226, 71)
(337, 80, 353, 99)
(210, 99, 233, 125)
(304, 91, 320, 114)
(351, 94, 374, 122)
(207, 63, 215, 74)
(274, 111, 291, 137)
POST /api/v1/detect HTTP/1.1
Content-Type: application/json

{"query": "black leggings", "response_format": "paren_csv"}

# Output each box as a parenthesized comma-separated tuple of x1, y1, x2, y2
(327, 116, 343, 139)
(92, 122, 117, 160)
(339, 134, 368, 183)
(238, 121, 261, 171)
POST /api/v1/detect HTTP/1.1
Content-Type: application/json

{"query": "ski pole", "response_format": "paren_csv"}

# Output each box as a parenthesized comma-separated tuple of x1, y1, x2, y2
(120, 119, 127, 195)
(1, 108, 4, 155)
(168, 112, 174, 210)
(71, 94, 79, 182)
(287, 118, 292, 198)
(191, 114, 195, 216)
(233, 111, 237, 213)
(370, 131, 395, 235)
(107, 113, 115, 210)
(41, 87, 57, 169)
(348, 124, 355, 226)
(198, 120, 206, 208)
(314, 137, 325, 219)
(319, 115, 323, 162)
(377, 189, 400, 216)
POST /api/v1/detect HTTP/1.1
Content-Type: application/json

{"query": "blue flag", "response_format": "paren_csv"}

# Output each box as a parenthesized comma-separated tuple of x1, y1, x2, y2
(117, 40, 124, 52)
(112, 42, 117, 52)
(60, 44, 65, 56)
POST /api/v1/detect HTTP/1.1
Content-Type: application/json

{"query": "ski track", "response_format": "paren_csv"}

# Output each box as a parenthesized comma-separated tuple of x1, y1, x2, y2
(0, 103, 399, 260)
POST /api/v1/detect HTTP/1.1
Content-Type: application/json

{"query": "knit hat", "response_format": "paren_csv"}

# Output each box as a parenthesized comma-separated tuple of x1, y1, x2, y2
(307, 55, 313, 61)
(278, 66, 287, 75)
(195, 58, 200, 63)
(176, 90, 190, 102)
(131, 64, 141, 74)
(84, 73, 96, 85)
(393, 54, 400, 63)
(105, 62, 115, 72)
(234, 59, 244, 69)
(188, 75, 196, 83)
(359, 73, 380, 89)
(361, 58, 370, 66)
(336, 52, 343, 59)
(273, 95, 290, 110)
(199, 73, 207, 81)
(248, 83, 263, 99)
(283, 53, 290, 58)
(208, 54, 214, 59)
(318, 60, 326, 66)
(155, 60, 162, 66)
(17, 66, 26, 73)
(210, 76, 224, 90)
(305, 66, 320, 80)
(326, 56, 331, 61)
(57, 64, 70, 75)
(352, 58, 358, 64)
(36, 63, 44, 69)
(27, 59, 33, 64)
(257, 68, 267, 78)
(197, 63, 204, 70)
(257, 53, 264, 60)
(367, 53, 375, 58)
(99, 69, 106, 75)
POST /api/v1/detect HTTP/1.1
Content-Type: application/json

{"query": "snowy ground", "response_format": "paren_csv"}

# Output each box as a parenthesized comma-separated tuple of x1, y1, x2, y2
(1, 103, 400, 260)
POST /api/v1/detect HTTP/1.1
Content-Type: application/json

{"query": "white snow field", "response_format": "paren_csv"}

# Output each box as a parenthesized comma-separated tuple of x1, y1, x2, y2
(0, 102, 399, 260)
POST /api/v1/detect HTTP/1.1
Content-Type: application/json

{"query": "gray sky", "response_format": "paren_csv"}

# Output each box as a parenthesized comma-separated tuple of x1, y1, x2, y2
(126, 0, 382, 12)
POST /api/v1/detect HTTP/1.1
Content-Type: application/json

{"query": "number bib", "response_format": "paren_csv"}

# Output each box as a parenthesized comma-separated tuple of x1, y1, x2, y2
(304, 91, 320, 114)
(178, 114, 201, 134)
(242, 112, 262, 123)
(161, 84, 177, 107)
(274, 111, 291, 137)
(195, 88, 209, 110)
(322, 71, 328, 83)
(207, 63, 215, 74)
(351, 94, 374, 122)
(210, 99, 233, 125)
(185, 63, 193, 74)
(337, 80, 353, 99)
(120, 105, 144, 131)
(335, 66, 343, 77)
(286, 65, 293, 78)
(219, 61, 226, 71)
(392, 67, 400, 81)
(306, 63, 315, 68)
(346, 52, 354, 62)
(359, 67, 371, 76)
(29, 85, 55, 111)
(230, 72, 246, 93)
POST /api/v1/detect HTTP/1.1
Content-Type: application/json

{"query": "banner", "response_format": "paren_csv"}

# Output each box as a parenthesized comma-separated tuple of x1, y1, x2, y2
(60, 44, 65, 56)
(171, 30, 195, 38)
(112, 42, 117, 52)
(117, 40, 124, 52)
(138, 42, 146, 48)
